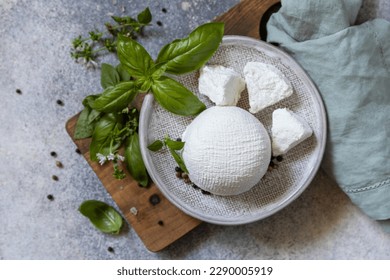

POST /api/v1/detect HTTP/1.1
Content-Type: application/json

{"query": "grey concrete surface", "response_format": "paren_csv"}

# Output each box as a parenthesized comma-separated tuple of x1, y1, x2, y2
(0, 0, 389, 260)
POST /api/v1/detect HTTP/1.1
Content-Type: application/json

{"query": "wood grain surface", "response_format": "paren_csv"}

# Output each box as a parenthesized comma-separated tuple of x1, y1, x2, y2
(65, 0, 279, 252)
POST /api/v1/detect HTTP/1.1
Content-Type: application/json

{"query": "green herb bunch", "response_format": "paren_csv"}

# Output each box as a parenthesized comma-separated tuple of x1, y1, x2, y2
(74, 20, 224, 187)
(71, 7, 152, 66)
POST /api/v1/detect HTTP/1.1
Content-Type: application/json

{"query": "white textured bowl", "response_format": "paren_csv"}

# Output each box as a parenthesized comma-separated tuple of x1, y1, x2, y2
(139, 36, 326, 225)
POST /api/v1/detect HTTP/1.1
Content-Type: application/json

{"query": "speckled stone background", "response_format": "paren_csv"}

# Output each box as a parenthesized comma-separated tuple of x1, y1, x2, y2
(0, 0, 389, 260)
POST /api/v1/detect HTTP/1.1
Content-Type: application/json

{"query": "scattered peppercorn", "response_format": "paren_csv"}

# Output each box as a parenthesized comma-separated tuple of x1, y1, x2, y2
(107, 247, 114, 253)
(156, 21, 162, 26)
(149, 194, 161, 206)
(55, 161, 63, 168)
(52, 175, 59, 181)
(56, 99, 64, 106)
(162, 8, 167, 13)
(16, 89, 22, 95)
(75, 148, 81, 154)
(47, 194, 54, 201)
(158, 220, 164, 226)
(276, 155, 283, 162)
(176, 137, 182, 142)
(50, 151, 57, 157)
(175, 166, 182, 172)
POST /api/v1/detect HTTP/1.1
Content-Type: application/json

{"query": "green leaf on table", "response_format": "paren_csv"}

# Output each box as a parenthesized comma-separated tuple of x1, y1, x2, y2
(147, 140, 164, 151)
(151, 76, 206, 116)
(125, 132, 149, 187)
(156, 22, 224, 75)
(137, 7, 152, 25)
(101, 63, 121, 89)
(91, 81, 137, 113)
(89, 113, 123, 161)
(79, 200, 123, 234)
(82, 94, 101, 108)
(117, 34, 154, 78)
(75, 95, 102, 139)
(74, 107, 95, 139)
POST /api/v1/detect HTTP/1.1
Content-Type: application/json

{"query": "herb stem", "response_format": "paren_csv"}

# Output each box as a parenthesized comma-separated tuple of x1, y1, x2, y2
(91, 47, 109, 54)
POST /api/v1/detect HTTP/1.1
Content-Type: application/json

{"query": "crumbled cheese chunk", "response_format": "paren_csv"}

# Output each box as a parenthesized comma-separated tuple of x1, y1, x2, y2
(182, 106, 271, 196)
(198, 65, 246, 106)
(243, 62, 293, 113)
(271, 108, 313, 156)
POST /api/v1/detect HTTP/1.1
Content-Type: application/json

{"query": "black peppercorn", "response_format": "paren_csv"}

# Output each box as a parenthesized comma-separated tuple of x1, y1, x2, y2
(52, 175, 59, 181)
(16, 89, 22, 95)
(149, 194, 161, 206)
(158, 220, 164, 226)
(107, 247, 114, 253)
(50, 151, 57, 157)
(276, 155, 283, 162)
(47, 194, 54, 201)
(56, 100, 64, 106)
(175, 166, 182, 172)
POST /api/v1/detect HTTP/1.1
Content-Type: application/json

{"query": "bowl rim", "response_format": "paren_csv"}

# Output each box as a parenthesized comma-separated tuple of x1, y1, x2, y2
(139, 35, 327, 225)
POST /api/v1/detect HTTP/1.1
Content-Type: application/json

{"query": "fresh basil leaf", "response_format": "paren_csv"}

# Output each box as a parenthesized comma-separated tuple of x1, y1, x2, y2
(117, 34, 154, 78)
(90, 113, 123, 161)
(82, 94, 101, 108)
(165, 137, 185, 150)
(74, 107, 95, 139)
(101, 63, 121, 89)
(125, 133, 149, 187)
(156, 22, 224, 74)
(91, 81, 137, 113)
(147, 140, 164, 151)
(87, 108, 101, 124)
(79, 200, 123, 234)
(137, 7, 152, 25)
(116, 63, 131, 81)
(168, 147, 188, 174)
(151, 76, 206, 116)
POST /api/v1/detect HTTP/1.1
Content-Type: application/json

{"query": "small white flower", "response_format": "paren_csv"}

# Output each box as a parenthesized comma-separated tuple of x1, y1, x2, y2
(107, 153, 115, 161)
(117, 155, 125, 162)
(96, 153, 107, 165)
(86, 60, 98, 69)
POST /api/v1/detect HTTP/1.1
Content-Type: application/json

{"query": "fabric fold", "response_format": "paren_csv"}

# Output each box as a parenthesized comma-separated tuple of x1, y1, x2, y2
(267, 0, 390, 223)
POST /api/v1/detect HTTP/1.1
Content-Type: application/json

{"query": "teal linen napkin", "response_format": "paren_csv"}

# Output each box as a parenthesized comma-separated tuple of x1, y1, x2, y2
(267, 0, 390, 228)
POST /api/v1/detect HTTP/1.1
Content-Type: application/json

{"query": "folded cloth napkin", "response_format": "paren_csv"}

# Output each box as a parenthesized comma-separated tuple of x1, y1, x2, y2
(267, 0, 390, 230)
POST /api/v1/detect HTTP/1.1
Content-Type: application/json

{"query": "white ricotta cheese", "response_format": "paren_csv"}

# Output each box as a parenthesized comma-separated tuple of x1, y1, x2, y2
(182, 106, 271, 196)
(243, 62, 293, 113)
(198, 65, 246, 106)
(271, 108, 313, 156)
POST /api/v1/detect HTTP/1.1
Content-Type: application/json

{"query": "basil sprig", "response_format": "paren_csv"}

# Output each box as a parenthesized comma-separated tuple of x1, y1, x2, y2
(75, 22, 224, 185)
(148, 137, 188, 174)
(97, 22, 224, 116)
(79, 200, 123, 234)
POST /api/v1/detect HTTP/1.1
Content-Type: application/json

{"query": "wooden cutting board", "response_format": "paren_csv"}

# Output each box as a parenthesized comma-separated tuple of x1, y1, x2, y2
(66, 0, 280, 252)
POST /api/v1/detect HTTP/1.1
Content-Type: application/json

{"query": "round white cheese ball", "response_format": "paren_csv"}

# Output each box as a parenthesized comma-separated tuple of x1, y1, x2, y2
(182, 106, 271, 196)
